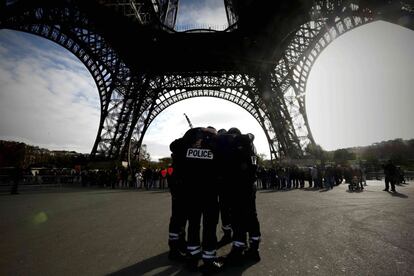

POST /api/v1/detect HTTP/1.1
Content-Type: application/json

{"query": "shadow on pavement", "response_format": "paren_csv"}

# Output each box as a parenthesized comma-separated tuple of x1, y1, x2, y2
(390, 191, 408, 198)
(109, 252, 189, 276)
(346, 190, 364, 193)
(147, 190, 170, 194)
(211, 259, 258, 276)
(302, 187, 324, 192)
(396, 183, 409, 187)
(258, 189, 290, 193)
(109, 251, 258, 276)
(87, 190, 134, 195)
(259, 188, 313, 193)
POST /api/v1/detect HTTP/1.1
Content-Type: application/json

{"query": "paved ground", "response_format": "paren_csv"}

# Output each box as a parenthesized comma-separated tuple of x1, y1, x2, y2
(0, 180, 413, 276)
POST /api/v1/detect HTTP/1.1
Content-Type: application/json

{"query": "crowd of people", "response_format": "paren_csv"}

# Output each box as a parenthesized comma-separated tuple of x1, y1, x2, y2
(167, 126, 261, 273)
(4, 156, 407, 199)
(72, 167, 171, 189)
(256, 165, 367, 191)
(256, 161, 406, 192)
(75, 162, 406, 195)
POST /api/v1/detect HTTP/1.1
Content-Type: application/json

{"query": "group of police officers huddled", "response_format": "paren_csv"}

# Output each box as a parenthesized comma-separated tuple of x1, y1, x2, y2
(167, 126, 261, 273)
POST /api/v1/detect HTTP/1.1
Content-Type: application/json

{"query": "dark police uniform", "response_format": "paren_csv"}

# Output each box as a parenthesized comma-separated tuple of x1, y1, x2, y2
(167, 137, 188, 260)
(216, 132, 235, 245)
(226, 131, 261, 262)
(174, 127, 221, 269)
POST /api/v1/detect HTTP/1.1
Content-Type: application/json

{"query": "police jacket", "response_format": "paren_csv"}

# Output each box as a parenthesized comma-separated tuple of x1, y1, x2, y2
(170, 127, 218, 189)
(231, 133, 258, 184)
(169, 137, 186, 193)
(215, 133, 236, 180)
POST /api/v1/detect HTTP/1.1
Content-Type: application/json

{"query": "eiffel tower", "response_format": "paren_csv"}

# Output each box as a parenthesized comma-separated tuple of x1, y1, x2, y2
(1, 0, 413, 160)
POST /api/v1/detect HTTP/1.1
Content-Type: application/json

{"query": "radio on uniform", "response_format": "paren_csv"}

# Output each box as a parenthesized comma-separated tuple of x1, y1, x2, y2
(186, 148, 214, 160)
(251, 156, 257, 165)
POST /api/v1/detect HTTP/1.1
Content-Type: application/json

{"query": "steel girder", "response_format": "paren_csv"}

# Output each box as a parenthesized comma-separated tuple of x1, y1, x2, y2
(262, 0, 414, 158)
(224, 0, 238, 27)
(1, 0, 413, 161)
(158, 0, 178, 29)
(97, 0, 178, 29)
(126, 73, 280, 159)
(97, 0, 163, 26)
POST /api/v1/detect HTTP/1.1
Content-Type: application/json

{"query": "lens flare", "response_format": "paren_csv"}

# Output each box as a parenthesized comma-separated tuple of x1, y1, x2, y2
(33, 212, 48, 225)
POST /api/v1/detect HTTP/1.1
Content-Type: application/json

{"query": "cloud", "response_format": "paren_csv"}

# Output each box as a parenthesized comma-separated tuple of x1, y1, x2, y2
(176, 0, 228, 29)
(0, 30, 100, 153)
(0, 44, 8, 55)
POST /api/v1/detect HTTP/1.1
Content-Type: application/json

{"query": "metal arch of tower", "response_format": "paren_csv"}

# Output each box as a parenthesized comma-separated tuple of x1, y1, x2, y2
(262, 0, 414, 158)
(125, 73, 281, 160)
(224, 0, 238, 27)
(290, 0, 414, 105)
(276, 12, 376, 151)
(0, 0, 151, 159)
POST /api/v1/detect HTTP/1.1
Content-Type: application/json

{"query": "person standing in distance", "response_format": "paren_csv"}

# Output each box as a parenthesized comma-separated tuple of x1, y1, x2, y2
(383, 159, 397, 192)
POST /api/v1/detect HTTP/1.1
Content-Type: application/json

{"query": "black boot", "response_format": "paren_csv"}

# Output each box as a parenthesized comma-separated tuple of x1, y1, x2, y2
(201, 259, 224, 275)
(244, 248, 260, 262)
(244, 239, 261, 262)
(178, 233, 187, 254)
(186, 247, 201, 272)
(225, 246, 245, 266)
(168, 239, 186, 262)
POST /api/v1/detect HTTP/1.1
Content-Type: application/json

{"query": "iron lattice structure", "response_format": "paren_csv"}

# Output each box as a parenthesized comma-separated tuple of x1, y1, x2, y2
(1, 0, 413, 160)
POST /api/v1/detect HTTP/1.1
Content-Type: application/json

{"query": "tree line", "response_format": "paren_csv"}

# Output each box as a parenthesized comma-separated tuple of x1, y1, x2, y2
(1, 138, 414, 171)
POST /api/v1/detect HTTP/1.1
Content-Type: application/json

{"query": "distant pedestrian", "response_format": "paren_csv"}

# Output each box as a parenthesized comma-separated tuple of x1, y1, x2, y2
(310, 166, 317, 188)
(325, 166, 334, 189)
(383, 160, 397, 192)
(135, 171, 142, 188)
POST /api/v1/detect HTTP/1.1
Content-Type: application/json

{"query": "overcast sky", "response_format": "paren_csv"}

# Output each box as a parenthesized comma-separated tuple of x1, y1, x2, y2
(0, 0, 413, 161)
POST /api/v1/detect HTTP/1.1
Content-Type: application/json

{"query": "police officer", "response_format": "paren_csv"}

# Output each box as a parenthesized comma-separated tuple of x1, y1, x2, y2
(167, 137, 188, 261)
(174, 126, 223, 272)
(216, 129, 234, 247)
(225, 128, 262, 264)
